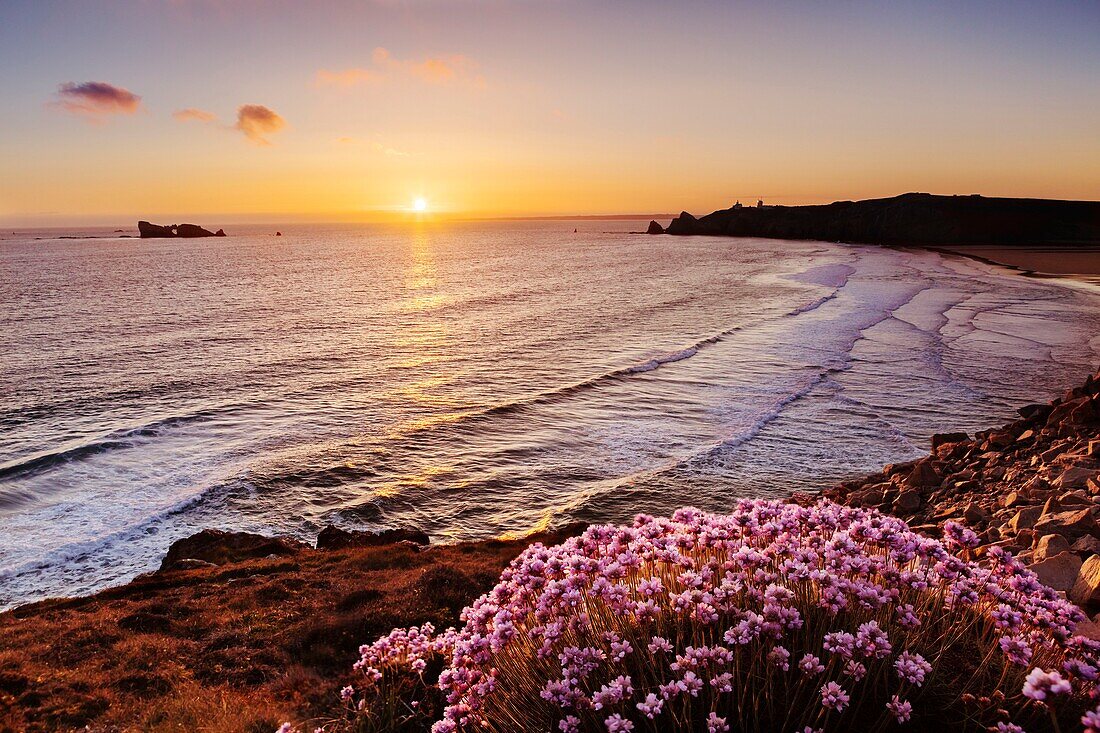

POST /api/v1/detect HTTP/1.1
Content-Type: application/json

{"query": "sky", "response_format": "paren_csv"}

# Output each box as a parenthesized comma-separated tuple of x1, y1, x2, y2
(0, 0, 1098, 225)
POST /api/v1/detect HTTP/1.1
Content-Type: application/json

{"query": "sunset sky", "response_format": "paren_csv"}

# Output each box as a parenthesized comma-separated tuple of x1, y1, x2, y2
(1, 0, 1098, 225)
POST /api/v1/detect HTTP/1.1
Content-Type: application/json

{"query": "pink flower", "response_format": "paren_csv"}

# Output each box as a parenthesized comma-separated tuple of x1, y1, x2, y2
(799, 653, 825, 676)
(604, 713, 633, 732)
(636, 693, 663, 719)
(894, 651, 932, 686)
(1022, 667, 1071, 700)
(887, 695, 912, 723)
(820, 681, 850, 711)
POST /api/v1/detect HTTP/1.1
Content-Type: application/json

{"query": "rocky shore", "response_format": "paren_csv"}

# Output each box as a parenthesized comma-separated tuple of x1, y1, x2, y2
(3, 369, 1100, 731)
(823, 368, 1100, 622)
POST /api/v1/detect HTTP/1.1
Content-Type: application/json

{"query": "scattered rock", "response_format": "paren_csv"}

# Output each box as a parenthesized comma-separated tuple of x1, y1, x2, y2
(1028, 551, 1083, 592)
(316, 525, 430, 550)
(904, 460, 941, 489)
(1071, 555, 1100, 607)
(1034, 534, 1071, 561)
(159, 529, 307, 571)
(1007, 507, 1044, 534)
(963, 503, 990, 525)
(1072, 535, 1100, 555)
(1034, 509, 1099, 541)
(1018, 403, 1052, 420)
(849, 488, 885, 508)
(893, 490, 922, 514)
(932, 432, 969, 449)
(1055, 466, 1097, 490)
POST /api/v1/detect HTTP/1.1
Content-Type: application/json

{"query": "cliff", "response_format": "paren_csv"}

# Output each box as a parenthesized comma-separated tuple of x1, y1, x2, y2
(659, 193, 1100, 246)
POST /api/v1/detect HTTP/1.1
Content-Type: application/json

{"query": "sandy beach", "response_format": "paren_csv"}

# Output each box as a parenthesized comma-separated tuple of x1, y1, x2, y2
(941, 245, 1100, 281)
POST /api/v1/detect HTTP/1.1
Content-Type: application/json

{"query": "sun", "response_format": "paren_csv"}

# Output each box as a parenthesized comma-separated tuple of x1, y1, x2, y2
(412, 197, 428, 212)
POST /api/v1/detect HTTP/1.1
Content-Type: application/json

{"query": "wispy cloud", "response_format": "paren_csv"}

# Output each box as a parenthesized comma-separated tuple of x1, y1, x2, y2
(234, 104, 285, 145)
(50, 81, 142, 121)
(317, 47, 486, 90)
(173, 107, 217, 123)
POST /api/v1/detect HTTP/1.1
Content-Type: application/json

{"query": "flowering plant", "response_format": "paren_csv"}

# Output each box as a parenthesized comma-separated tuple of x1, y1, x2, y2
(336, 500, 1100, 732)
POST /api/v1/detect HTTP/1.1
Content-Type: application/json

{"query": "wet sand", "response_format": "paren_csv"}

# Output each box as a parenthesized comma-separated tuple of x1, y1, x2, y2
(940, 245, 1100, 281)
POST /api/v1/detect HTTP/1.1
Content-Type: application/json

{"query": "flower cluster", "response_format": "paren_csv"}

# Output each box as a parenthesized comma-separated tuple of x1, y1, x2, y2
(349, 500, 1100, 732)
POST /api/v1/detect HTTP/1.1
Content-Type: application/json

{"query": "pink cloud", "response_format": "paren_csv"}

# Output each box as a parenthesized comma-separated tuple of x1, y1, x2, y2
(51, 81, 142, 121)
(173, 107, 217, 123)
(316, 47, 486, 90)
(234, 104, 286, 145)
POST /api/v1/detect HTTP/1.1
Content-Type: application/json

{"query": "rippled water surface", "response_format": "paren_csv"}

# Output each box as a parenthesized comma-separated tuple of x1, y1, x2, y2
(2, 221, 1099, 608)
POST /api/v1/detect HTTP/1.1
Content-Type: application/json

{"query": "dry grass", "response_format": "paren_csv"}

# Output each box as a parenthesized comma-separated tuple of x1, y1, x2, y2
(0, 530, 581, 732)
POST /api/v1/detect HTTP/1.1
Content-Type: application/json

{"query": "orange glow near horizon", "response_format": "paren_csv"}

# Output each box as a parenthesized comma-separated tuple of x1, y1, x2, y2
(1, 2, 1098, 226)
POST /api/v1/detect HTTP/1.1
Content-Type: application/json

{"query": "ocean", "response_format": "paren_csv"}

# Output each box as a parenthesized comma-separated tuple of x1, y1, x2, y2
(2, 220, 1099, 609)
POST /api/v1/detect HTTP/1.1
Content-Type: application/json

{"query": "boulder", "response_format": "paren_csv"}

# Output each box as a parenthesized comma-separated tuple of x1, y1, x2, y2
(1075, 619, 1100, 641)
(904, 459, 941, 489)
(1033, 508, 1099, 541)
(1041, 445, 1067, 462)
(1047, 397, 1089, 427)
(849, 487, 885, 508)
(893, 490, 922, 514)
(1017, 403, 1052, 421)
(1055, 466, 1097, 490)
(1034, 533, 1071, 561)
(963, 503, 990, 524)
(1069, 399, 1098, 425)
(1070, 555, 1100, 607)
(1028, 551, 1082, 592)
(931, 432, 969, 449)
(316, 524, 430, 550)
(1006, 506, 1044, 533)
(1072, 535, 1100, 555)
(646, 220, 665, 235)
(1061, 490, 1092, 506)
(159, 529, 307, 571)
(884, 460, 917, 477)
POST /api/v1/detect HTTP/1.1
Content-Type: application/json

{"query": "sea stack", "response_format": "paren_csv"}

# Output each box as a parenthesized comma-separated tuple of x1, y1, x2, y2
(646, 220, 665, 234)
(138, 221, 226, 238)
